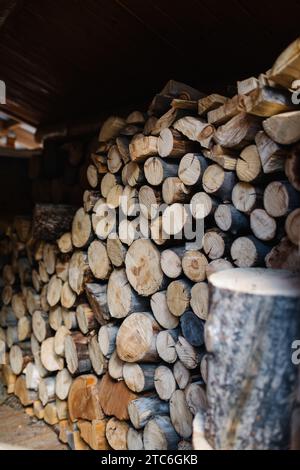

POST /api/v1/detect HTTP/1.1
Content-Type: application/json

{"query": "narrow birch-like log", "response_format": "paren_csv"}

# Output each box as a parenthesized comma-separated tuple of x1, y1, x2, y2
(144, 416, 180, 450)
(150, 290, 179, 329)
(170, 389, 193, 439)
(128, 395, 169, 430)
(154, 365, 177, 401)
(56, 368, 73, 400)
(156, 329, 179, 364)
(123, 363, 157, 392)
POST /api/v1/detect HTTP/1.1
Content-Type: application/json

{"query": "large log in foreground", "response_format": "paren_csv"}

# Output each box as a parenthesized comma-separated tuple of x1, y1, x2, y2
(203, 268, 300, 450)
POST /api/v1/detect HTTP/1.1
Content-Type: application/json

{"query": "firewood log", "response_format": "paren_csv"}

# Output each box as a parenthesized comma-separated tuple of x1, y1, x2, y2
(38, 261, 49, 283)
(138, 185, 162, 219)
(92, 198, 116, 239)
(205, 268, 300, 449)
(77, 419, 109, 450)
(76, 303, 98, 334)
(250, 208, 277, 241)
(116, 312, 161, 363)
(68, 251, 92, 295)
(85, 282, 110, 325)
(190, 282, 209, 320)
(30, 334, 48, 378)
(32, 269, 41, 292)
(178, 153, 208, 186)
(182, 251, 208, 282)
(269, 37, 300, 88)
(86, 164, 98, 188)
(202, 165, 237, 202)
(156, 329, 179, 364)
(68, 374, 103, 422)
(144, 416, 180, 450)
(83, 190, 100, 213)
(56, 259, 69, 283)
(151, 107, 182, 136)
(1, 364, 16, 394)
(203, 229, 230, 260)
(42, 243, 57, 275)
(175, 336, 200, 370)
(121, 162, 145, 187)
(190, 192, 217, 220)
(150, 290, 179, 329)
(162, 177, 191, 204)
(26, 287, 41, 314)
(158, 128, 197, 158)
(107, 235, 126, 267)
(65, 332, 91, 375)
(144, 157, 178, 186)
(71, 208, 93, 249)
(207, 95, 243, 125)
(98, 116, 125, 142)
(11, 292, 26, 319)
(6, 326, 18, 348)
(166, 279, 192, 317)
(98, 324, 119, 358)
(170, 389, 193, 438)
(38, 376, 56, 405)
(62, 308, 78, 330)
(255, 131, 287, 174)
(100, 173, 120, 198)
(129, 134, 158, 161)
(106, 184, 124, 209)
(14, 375, 37, 406)
(198, 94, 228, 116)
(236, 145, 262, 182)
(154, 365, 176, 401)
(33, 400, 45, 420)
(160, 247, 184, 279)
(60, 281, 76, 309)
(214, 203, 250, 234)
(231, 235, 271, 267)
(9, 342, 33, 375)
(108, 350, 124, 381)
(203, 145, 238, 171)
(47, 275, 62, 307)
(17, 316, 31, 341)
(180, 311, 205, 347)
(98, 373, 137, 420)
(127, 427, 144, 450)
(120, 185, 138, 217)
(56, 368, 72, 400)
(88, 334, 107, 376)
(162, 203, 188, 236)
(41, 337, 64, 372)
(56, 398, 68, 420)
(263, 111, 300, 145)
(106, 417, 129, 450)
(185, 382, 207, 415)
(214, 113, 261, 149)
(49, 305, 63, 331)
(173, 116, 214, 148)
(54, 325, 70, 357)
(242, 86, 295, 117)
(263, 181, 300, 218)
(285, 208, 300, 247)
(232, 182, 263, 214)
(107, 145, 123, 174)
(128, 395, 169, 430)
(123, 363, 156, 393)
(116, 136, 130, 164)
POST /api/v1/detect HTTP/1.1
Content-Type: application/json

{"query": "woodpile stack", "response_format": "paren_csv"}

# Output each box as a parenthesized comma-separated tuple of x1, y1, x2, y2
(0, 38, 300, 450)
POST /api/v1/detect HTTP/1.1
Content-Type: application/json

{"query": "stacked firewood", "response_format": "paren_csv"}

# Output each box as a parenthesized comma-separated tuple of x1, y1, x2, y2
(0, 37, 300, 450)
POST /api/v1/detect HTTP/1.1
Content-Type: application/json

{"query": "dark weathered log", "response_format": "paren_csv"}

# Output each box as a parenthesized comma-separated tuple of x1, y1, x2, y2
(204, 268, 300, 449)
(85, 282, 110, 325)
(33, 204, 77, 241)
(180, 311, 205, 347)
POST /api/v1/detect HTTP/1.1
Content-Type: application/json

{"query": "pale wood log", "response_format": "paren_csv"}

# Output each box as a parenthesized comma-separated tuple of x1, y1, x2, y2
(65, 332, 91, 375)
(86, 163, 98, 188)
(108, 350, 124, 381)
(138, 185, 161, 219)
(214, 203, 250, 234)
(144, 156, 178, 186)
(107, 235, 126, 267)
(76, 303, 98, 335)
(285, 144, 300, 191)
(0, 339, 6, 364)
(173, 116, 214, 148)
(44, 402, 59, 425)
(32, 310, 51, 342)
(269, 37, 300, 88)
(100, 172, 120, 198)
(263, 111, 300, 145)
(98, 116, 125, 142)
(72, 208, 92, 249)
(92, 198, 116, 239)
(17, 316, 31, 341)
(47, 275, 62, 307)
(160, 247, 184, 279)
(190, 192, 217, 219)
(203, 228, 230, 260)
(128, 395, 169, 429)
(33, 204, 76, 241)
(60, 281, 76, 309)
(56, 398, 68, 420)
(198, 94, 228, 116)
(242, 86, 295, 117)
(150, 290, 179, 329)
(250, 209, 277, 241)
(77, 419, 109, 450)
(54, 325, 70, 357)
(158, 128, 197, 158)
(30, 334, 48, 378)
(237, 76, 259, 95)
(202, 165, 237, 202)
(156, 329, 179, 364)
(69, 251, 92, 295)
(98, 373, 137, 420)
(285, 208, 300, 247)
(38, 376, 56, 405)
(162, 177, 191, 204)
(123, 363, 156, 393)
(98, 323, 119, 358)
(1, 364, 16, 394)
(127, 427, 144, 450)
(166, 279, 192, 317)
(151, 107, 182, 136)
(170, 389, 193, 438)
(203, 145, 238, 171)
(162, 203, 188, 236)
(107, 268, 149, 319)
(116, 312, 161, 363)
(205, 268, 300, 449)
(265, 237, 300, 271)
(38, 261, 49, 283)
(41, 337, 64, 372)
(182, 251, 208, 282)
(129, 134, 158, 161)
(180, 311, 205, 347)
(214, 113, 261, 149)
(255, 130, 287, 174)
(263, 181, 300, 217)
(56, 258, 69, 283)
(33, 400, 45, 420)
(62, 308, 77, 330)
(207, 95, 243, 125)
(190, 282, 209, 320)
(125, 239, 165, 296)
(175, 336, 200, 370)
(185, 382, 207, 415)
(107, 183, 124, 209)
(116, 135, 130, 164)
(154, 365, 176, 401)
(85, 282, 110, 325)
(231, 236, 271, 267)
(144, 416, 180, 450)
(232, 182, 263, 214)
(236, 145, 262, 182)
(56, 368, 73, 400)
(14, 375, 37, 406)
(11, 292, 26, 319)
(49, 305, 62, 331)
(57, 232, 73, 254)
(178, 153, 208, 186)
(32, 269, 41, 293)
(107, 145, 123, 174)
(106, 417, 129, 451)
(9, 342, 33, 375)
(6, 326, 18, 348)
(121, 161, 145, 187)
(88, 334, 107, 376)
(68, 374, 103, 422)
(120, 185, 138, 217)
(42, 243, 57, 275)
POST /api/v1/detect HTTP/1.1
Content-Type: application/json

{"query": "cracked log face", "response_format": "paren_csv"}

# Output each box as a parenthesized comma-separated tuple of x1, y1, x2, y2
(205, 268, 300, 450)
